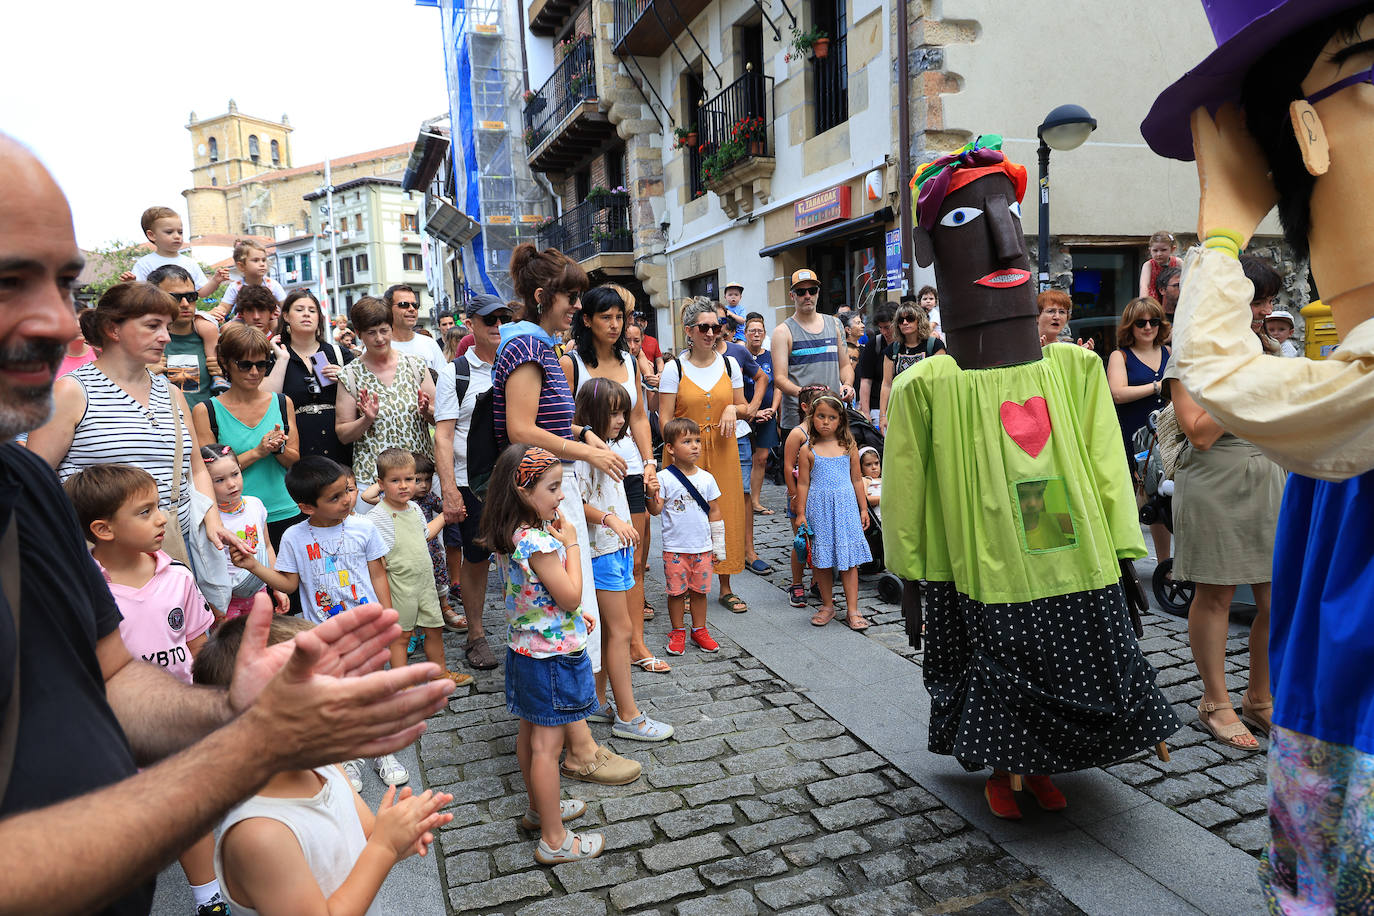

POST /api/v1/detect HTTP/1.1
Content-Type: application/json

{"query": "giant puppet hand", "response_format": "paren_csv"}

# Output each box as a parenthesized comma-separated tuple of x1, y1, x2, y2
(1191, 104, 1279, 247)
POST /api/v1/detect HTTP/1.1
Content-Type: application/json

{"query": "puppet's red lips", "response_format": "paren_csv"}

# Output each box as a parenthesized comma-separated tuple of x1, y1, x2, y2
(974, 269, 1030, 288)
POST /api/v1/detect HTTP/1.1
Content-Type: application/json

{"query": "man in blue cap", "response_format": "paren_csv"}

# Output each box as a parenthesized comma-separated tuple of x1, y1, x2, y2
(1144, 4, 1374, 910)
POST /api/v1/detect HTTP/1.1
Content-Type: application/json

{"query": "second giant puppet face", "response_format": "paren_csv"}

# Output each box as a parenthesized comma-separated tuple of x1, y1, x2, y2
(914, 169, 1038, 334)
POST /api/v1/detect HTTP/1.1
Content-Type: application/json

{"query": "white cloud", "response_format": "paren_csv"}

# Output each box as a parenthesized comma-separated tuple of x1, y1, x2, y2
(3, 0, 449, 248)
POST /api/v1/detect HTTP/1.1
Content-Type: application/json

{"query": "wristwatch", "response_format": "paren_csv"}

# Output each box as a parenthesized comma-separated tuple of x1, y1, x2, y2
(575, 425, 589, 443)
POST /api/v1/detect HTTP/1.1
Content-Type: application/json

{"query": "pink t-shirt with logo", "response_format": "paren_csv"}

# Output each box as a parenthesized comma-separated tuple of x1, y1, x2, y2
(99, 551, 214, 685)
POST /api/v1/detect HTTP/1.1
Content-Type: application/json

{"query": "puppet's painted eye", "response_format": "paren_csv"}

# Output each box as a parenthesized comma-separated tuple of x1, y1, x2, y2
(940, 207, 983, 227)
(1008, 201, 1022, 218)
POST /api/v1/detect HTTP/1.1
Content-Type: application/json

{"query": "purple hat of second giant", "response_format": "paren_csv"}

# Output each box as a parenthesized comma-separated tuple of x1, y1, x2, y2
(1142, 0, 1369, 161)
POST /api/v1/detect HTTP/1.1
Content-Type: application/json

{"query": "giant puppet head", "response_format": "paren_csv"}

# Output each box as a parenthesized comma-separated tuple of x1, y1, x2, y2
(1143, 2, 1374, 309)
(910, 136, 1042, 369)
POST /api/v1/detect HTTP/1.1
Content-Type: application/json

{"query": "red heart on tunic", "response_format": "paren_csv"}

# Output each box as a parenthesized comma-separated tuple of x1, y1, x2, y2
(999, 397, 1052, 457)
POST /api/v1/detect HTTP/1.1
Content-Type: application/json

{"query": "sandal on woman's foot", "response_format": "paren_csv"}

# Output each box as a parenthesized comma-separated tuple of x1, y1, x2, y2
(642, 602, 655, 620)
(789, 584, 807, 608)
(534, 830, 604, 864)
(843, 614, 870, 631)
(753, 503, 775, 515)
(746, 558, 774, 574)
(810, 606, 836, 626)
(465, 638, 498, 670)
(442, 608, 468, 631)
(984, 773, 1022, 820)
(1198, 700, 1259, 751)
(1025, 774, 1067, 811)
(1241, 695, 1274, 738)
(521, 798, 587, 830)
(631, 656, 672, 673)
(718, 592, 748, 613)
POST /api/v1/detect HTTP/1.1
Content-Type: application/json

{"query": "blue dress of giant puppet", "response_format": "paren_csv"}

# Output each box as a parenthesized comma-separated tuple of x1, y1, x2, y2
(882, 137, 1179, 818)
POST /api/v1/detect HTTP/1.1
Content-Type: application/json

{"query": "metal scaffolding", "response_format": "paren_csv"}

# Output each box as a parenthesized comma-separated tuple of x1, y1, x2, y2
(439, 0, 552, 300)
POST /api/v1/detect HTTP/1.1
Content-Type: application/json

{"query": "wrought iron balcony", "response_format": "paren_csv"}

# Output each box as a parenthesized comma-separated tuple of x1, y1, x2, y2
(613, 0, 713, 57)
(522, 35, 616, 172)
(536, 195, 633, 265)
(694, 69, 776, 217)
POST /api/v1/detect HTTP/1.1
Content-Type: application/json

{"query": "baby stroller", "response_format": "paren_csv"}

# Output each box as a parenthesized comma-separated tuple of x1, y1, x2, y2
(850, 409, 903, 605)
(1133, 412, 1193, 616)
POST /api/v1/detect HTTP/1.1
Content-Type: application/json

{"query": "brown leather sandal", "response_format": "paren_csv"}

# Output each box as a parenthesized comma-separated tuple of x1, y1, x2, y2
(1241, 695, 1273, 738)
(1198, 700, 1259, 751)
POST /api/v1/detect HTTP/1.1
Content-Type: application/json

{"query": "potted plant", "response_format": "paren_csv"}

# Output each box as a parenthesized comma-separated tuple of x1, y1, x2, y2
(586, 185, 610, 204)
(699, 138, 747, 185)
(785, 24, 829, 62)
(674, 124, 698, 149)
(522, 89, 545, 113)
(608, 185, 630, 201)
(731, 115, 768, 156)
(523, 127, 542, 148)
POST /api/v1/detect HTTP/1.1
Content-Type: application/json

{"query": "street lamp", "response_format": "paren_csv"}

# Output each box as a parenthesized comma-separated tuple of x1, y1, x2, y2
(1036, 104, 1097, 292)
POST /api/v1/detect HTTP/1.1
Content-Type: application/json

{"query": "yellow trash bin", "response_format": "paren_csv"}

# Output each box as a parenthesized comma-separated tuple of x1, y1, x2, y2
(1300, 301, 1339, 360)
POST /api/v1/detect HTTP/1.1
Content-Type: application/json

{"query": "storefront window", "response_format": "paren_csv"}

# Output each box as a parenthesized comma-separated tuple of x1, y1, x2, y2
(684, 272, 718, 302)
(806, 229, 890, 320)
(1069, 247, 1138, 355)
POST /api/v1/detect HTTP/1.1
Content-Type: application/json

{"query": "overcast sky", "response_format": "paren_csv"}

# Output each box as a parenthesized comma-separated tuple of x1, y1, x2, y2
(5, 1, 449, 249)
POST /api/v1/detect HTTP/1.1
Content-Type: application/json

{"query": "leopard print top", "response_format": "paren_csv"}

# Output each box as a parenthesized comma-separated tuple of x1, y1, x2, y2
(339, 352, 434, 487)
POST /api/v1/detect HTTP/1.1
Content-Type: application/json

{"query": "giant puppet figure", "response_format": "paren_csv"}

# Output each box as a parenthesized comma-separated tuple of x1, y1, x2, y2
(882, 136, 1180, 820)
(1142, 2, 1374, 910)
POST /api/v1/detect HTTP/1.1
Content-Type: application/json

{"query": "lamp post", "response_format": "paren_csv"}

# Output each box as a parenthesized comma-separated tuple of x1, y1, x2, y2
(1036, 104, 1097, 292)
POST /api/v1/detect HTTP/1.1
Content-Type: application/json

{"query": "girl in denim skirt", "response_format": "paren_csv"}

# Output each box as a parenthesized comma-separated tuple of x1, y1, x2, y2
(479, 444, 608, 864)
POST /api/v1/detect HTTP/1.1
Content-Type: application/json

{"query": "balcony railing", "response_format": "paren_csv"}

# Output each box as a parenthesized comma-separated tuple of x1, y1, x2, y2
(814, 34, 848, 135)
(536, 195, 633, 263)
(612, 0, 651, 48)
(691, 69, 773, 196)
(522, 35, 596, 152)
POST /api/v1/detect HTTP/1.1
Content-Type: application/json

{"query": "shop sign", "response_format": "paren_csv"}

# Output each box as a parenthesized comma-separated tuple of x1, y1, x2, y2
(793, 185, 851, 231)
(885, 229, 902, 290)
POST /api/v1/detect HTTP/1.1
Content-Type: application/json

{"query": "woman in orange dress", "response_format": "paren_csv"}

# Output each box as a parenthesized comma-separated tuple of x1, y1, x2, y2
(657, 297, 750, 613)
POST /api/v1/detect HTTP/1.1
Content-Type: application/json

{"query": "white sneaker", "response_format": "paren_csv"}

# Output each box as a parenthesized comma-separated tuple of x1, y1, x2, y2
(376, 754, 409, 786)
(342, 759, 364, 793)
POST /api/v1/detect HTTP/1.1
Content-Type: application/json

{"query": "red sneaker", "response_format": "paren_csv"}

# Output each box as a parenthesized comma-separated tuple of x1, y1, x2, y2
(666, 628, 687, 656)
(984, 773, 1022, 820)
(1025, 774, 1068, 811)
(690, 626, 720, 652)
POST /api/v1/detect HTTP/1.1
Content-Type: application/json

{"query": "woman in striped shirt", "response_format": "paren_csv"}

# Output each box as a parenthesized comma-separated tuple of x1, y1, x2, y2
(29, 281, 238, 556)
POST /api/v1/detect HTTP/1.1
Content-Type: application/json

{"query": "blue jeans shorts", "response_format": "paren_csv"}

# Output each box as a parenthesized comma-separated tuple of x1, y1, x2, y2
(591, 545, 635, 591)
(504, 647, 595, 726)
(738, 435, 752, 494)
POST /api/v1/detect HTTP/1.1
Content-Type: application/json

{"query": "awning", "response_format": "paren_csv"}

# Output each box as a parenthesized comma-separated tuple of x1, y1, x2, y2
(757, 206, 893, 258)
(401, 131, 450, 193)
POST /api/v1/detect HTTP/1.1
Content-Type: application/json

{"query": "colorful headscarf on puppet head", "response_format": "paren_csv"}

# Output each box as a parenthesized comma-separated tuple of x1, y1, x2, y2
(911, 135, 1029, 232)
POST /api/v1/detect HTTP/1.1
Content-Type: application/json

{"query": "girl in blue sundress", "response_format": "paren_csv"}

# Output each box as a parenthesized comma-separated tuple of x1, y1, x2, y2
(795, 390, 872, 629)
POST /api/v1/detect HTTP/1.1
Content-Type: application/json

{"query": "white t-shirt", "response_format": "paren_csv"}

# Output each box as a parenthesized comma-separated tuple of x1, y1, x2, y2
(220, 496, 271, 597)
(391, 333, 447, 374)
(222, 278, 287, 308)
(434, 350, 493, 488)
(568, 350, 644, 475)
(1280, 339, 1301, 358)
(133, 252, 209, 288)
(575, 461, 632, 557)
(276, 517, 387, 623)
(659, 353, 747, 437)
(658, 466, 720, 553)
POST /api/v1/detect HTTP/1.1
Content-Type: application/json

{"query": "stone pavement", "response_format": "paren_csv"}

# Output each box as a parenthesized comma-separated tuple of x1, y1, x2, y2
(744, 490, 1271, 859)
(422, 574, 1082, 915)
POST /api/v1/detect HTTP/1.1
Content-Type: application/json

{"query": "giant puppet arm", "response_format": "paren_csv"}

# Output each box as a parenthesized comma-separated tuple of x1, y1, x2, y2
(1174, 105, 1374, 482)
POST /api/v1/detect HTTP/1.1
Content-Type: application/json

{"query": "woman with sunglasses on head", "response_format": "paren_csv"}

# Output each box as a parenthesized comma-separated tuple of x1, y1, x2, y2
(877, 302, 944, 433)
(659, 297, 752, 615)
(262, 289, 354, 467)
(192, 322, 302, 550)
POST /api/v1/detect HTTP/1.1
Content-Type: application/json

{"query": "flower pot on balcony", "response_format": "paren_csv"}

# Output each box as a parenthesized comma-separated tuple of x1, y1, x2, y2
(749, 140, 765, 156)
(685, 131, 698, 148)
(812, 37, 830, 59)
(525, 96, 546, 114)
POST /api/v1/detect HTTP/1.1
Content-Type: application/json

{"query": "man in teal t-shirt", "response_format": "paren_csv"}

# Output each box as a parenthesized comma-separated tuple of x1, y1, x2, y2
(152, 266, 216, 407)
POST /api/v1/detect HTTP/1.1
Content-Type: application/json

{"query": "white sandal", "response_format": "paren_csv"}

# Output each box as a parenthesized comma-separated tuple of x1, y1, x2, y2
(521, 798, 587, 830)
(534, 830, 604, 864)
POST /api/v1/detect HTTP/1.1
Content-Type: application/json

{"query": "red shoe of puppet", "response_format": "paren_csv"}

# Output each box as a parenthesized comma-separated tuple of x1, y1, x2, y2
(984, 773, 1022, 820)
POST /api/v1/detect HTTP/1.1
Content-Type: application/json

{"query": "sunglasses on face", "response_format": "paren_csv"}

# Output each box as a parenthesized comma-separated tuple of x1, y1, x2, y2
(1133, 318, 1163, 329)
(169, 291, 198, 303)
(794, 287, 820, 297)
(693, 322, 720, 334)
(899, 317, 918, 324)
(479, 313, 513, 326)
(235, 359, 273, 373)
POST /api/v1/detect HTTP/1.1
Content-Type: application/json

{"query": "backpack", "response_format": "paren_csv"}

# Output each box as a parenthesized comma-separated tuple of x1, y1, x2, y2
(453, 356, 498, 497)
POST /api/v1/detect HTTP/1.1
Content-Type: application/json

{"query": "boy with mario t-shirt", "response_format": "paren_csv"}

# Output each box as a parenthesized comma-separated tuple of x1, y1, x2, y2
(64, 463, 225, 914)
(232, 455, 390, 624)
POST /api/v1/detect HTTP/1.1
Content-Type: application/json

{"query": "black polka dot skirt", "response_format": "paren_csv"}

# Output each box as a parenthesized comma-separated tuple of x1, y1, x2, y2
(923, 581, 1181, 774)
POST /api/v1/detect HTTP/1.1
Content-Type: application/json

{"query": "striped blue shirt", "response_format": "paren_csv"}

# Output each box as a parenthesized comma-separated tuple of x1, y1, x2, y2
(493, 334, 574, 449)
